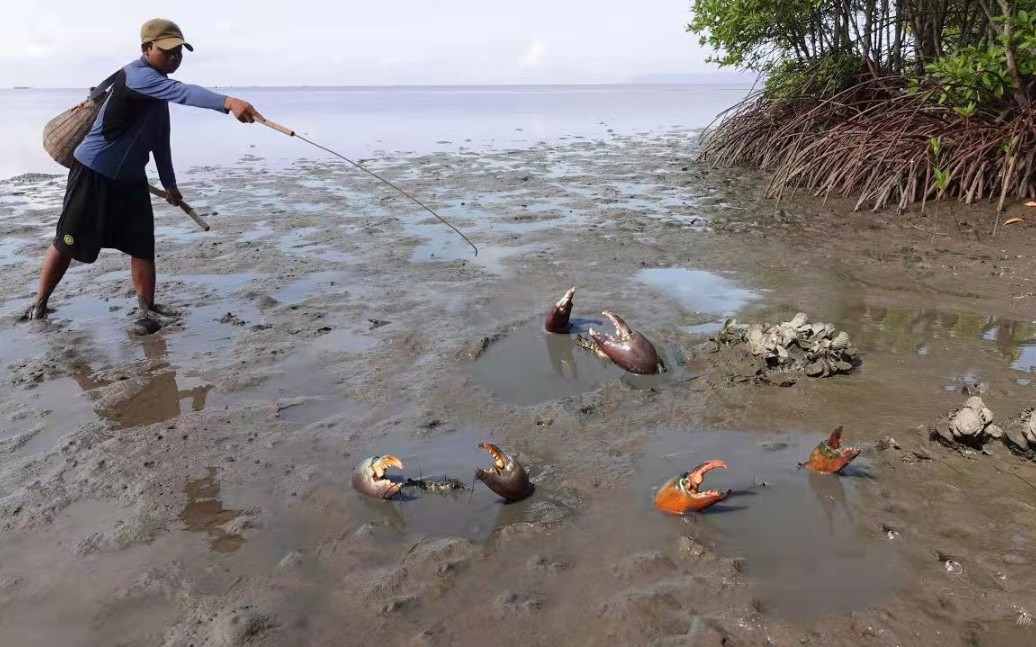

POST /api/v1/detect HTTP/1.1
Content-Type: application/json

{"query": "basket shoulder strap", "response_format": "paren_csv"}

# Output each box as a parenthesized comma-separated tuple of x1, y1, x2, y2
(87, 69, 121, 102)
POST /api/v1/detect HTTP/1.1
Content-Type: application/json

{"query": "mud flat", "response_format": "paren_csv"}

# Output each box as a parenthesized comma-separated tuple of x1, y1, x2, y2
(1, 131, 1035, 646)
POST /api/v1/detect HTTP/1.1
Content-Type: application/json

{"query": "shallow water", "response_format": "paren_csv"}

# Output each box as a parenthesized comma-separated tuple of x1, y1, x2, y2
(181, 468, 246, 553)
(633, 430, 902, 620)
(1, 84, 753, 180)
(348, 428, 532, 543)
(635, 267, 761, 317)
(473, 320, 626, 404)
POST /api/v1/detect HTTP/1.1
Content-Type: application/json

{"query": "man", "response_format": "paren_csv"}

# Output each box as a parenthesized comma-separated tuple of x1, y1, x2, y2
(24, 18, 261, 333)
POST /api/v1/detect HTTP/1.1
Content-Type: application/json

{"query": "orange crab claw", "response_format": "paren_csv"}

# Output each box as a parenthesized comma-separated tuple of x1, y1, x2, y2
(803, 426, 861, 474)
(371, 455, 403, 477)
(478, 442, 508, 470)
(654, 460, 730, 515)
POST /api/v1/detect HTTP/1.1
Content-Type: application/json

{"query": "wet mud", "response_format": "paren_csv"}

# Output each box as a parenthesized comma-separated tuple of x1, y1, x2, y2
(1, 130, 1035, 646)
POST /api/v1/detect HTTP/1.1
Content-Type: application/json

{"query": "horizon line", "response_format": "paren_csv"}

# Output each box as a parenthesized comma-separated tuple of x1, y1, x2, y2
(5, 78, 760, 91)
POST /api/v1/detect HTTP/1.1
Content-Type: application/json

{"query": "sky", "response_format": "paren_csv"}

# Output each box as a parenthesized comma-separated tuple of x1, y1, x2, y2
(0, 0, 744, 87)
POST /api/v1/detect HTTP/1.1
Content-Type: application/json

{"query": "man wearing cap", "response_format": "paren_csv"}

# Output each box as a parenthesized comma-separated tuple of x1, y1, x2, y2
(25, 19, 261, 333)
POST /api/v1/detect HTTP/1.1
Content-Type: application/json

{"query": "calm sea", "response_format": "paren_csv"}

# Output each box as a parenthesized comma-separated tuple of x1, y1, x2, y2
(0, 84, 752, 181)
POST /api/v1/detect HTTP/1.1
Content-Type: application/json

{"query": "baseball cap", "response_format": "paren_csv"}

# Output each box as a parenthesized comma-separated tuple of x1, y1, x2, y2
(141, 18, 194, 52)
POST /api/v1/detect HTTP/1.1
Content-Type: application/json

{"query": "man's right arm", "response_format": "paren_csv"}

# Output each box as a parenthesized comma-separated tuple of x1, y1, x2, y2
(125, 64, 228, 112)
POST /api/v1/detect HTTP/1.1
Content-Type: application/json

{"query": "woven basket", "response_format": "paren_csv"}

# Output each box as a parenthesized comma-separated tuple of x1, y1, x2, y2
(41, 71, 119, 169)
(42, 100, 105, 169)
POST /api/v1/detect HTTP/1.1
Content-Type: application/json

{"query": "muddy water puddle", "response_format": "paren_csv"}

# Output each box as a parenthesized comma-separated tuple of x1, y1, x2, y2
(473, 319, 670, 405)
(840, 303, 1036, 388)
(0, 377, 99, 457)
(630, 429, 902, 620)
(341, 427, 538, 543)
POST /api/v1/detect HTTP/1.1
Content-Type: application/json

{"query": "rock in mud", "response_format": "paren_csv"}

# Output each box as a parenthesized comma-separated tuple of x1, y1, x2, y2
(717, 313, 861, 381)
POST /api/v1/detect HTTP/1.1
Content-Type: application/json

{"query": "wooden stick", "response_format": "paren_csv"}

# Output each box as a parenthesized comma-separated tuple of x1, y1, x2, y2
(147, 185, 210, 231)
(255, 115, 295, 137)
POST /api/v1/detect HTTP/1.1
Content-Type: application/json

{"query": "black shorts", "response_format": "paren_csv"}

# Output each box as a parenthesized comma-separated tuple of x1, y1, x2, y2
(53, 161, 154, 263)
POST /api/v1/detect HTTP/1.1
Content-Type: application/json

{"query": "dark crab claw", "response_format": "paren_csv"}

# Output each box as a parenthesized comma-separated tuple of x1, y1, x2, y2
(588, 311, 663, 375)
(352, 455, 405, 500)
(654, 460, 730, 514)
(545, 287, 576, 333)
(475, 441, 533, 503)
(802, 426, 862, 474)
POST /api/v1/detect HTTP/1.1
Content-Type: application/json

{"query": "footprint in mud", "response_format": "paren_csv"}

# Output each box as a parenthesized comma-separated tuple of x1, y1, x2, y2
(180, 468, 245, 553)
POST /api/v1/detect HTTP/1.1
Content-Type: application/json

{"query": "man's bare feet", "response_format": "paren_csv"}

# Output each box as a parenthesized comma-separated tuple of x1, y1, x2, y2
(129, 316, 162, 336)
(136, 296, 181, 318)
(149, 303, 181, 318)
(21, 301, 50, 321)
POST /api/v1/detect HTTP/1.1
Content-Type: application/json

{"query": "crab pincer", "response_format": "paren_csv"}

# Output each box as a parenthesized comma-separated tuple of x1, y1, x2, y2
(587, 311, 664, 375)
(654, 460, 730, 514)
(801, 427, 861, 474)
(352, 455, 405, 499)
(475, 442, 533, 503)
(545, 287, 576, 333)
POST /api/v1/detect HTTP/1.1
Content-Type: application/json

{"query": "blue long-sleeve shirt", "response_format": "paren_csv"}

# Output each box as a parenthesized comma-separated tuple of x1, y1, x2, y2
(74, 57, 228, 189)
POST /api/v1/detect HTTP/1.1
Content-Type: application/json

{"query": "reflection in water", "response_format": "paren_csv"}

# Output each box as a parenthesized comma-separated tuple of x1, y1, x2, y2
(474, 321, 624, 405)
(807, 469, 854, 536)
(546, 332, 579, 379)
(849, 304, 1036, 356)
(180, 468, 245, 553)
(70, 335, 212, 429)
(846, 303, 1036, 370)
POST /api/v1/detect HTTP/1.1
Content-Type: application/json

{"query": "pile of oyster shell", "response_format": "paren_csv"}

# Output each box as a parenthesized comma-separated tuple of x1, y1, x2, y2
(931, 396, 1002, 447)
(717, 312, 862, 378)
(931, 397, 1036, 458)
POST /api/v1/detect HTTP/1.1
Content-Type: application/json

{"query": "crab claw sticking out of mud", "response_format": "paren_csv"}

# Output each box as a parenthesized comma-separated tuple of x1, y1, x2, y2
(801, 427, 862, 474)
(352, 455, 405, 499)
(475, 442, 533, 503)
(654, 460, 730, 514)
(588, 311, 664, 375)
(545, 287, 576, 333)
